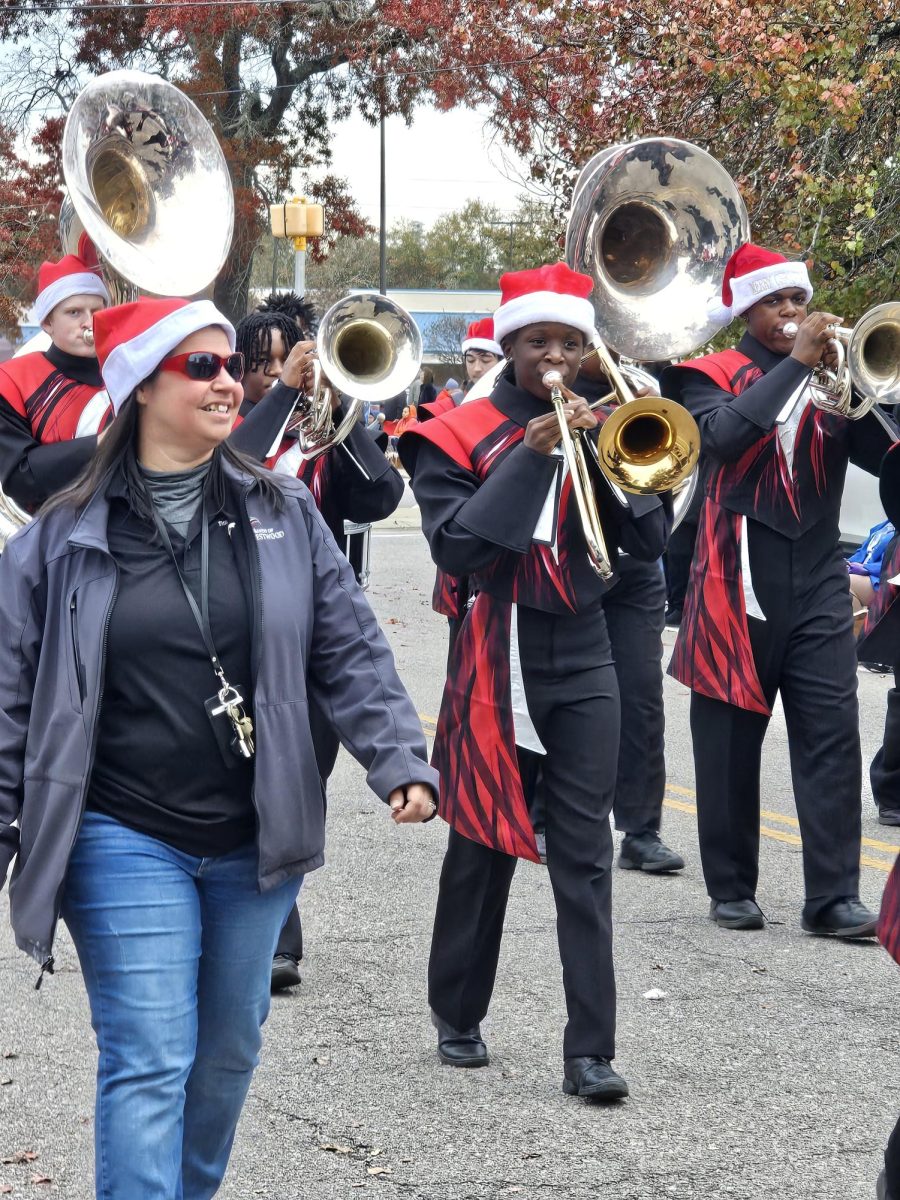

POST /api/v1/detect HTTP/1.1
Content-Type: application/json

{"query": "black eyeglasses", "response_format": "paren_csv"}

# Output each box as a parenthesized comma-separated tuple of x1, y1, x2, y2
(159, 351, 245, 382)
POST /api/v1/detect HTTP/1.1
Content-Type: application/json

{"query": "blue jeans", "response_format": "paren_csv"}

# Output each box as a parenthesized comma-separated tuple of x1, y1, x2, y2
(61, 812, 301, 1200)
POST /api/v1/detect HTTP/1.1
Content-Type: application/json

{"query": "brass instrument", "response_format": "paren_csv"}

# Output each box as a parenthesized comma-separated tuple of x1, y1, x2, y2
(281, 292, 423, 461)
(557, 137, 748, 575)
(0, 71, 236, 548)
(544, 370, 615, 580)
(61, 69, 234, 300)
(782, 302, 900, 420)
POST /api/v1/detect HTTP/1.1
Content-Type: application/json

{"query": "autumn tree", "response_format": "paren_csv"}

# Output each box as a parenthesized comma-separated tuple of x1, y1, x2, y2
(458, 1, 899, 318)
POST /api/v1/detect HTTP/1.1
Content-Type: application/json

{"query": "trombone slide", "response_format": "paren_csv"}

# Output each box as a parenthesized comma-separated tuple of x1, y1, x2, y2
(544, 371, 614, 581)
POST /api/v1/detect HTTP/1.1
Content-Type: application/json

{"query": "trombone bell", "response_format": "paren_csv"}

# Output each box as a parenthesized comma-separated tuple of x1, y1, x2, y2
(597, 397, 700, 494)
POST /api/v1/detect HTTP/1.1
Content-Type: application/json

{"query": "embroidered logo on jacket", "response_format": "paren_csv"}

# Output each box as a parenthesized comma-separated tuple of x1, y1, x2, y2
(249, 517, 285, 541)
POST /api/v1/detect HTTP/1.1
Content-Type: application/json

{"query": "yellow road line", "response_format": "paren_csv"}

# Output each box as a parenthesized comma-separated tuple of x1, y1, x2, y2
(418, 712, 898, 874)
(666, 782, 899, 856)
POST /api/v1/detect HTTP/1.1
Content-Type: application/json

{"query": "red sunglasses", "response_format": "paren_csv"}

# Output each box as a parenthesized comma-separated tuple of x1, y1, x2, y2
(159, 351, 245, 382)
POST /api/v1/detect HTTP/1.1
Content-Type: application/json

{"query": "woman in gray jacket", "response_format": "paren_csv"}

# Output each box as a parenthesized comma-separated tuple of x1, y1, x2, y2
(0, 296, 438, 1200)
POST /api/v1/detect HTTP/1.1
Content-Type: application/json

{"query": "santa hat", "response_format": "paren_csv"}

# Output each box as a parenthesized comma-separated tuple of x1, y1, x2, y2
(93, 297, 236, 413)
(461, 317, 502, 357)
(34, 255, 110, 324)
(492, 262, 595, 346)
(710, 243, 813, 326)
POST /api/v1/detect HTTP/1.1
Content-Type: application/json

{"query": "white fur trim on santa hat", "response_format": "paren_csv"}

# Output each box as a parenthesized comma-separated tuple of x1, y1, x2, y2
(35, 273, 110, 325)
(102, 299, 236, 413)
(712, 260, 813, 326)
(493, 291, 596, 346)
(461, 336, 503, 356)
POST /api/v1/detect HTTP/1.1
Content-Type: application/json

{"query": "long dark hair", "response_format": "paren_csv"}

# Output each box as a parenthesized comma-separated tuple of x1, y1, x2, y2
(42, 389, 285, 522)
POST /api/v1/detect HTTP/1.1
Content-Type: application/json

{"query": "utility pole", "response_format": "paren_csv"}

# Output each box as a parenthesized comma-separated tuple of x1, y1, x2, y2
(489, 218, 529, 270)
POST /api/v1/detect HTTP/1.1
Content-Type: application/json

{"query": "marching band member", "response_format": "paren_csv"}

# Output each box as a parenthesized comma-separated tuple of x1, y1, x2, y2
(573, 353, 684, 874)
(0, 295, 437, 1199)
(234, 305, 405, 990)
(0, 255, 111, 508)
(420, 318, 504, 650)
(662, 243, 893, 937)
(400, 263, 672, 1102)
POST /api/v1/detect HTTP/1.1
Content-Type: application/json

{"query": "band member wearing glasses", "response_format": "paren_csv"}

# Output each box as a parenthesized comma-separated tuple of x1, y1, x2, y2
(662, 243, 894, 938)
(234, 305, 405, 990)
(0, 255, 111, 510)
(0, 295, 437, 1200)
(401, 263, 672, 1103)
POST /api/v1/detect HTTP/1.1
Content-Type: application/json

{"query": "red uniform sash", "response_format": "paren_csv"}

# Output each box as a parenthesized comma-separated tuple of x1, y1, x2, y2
(0, 352, 110, 442)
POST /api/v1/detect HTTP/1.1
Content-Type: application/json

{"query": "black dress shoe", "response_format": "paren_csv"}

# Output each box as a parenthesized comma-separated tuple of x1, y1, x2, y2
(431, 1011, 489, 1067)
(664, 607, 683, 627)
(709, 899, 765, 930)
(271, 953, 302, 992)
(534, 830, 548, 865)
(618, 832, 685, 874)
(801, 897, 878, 939)
(879, 807, 900, 827)
(562, 1056, 629, 1102)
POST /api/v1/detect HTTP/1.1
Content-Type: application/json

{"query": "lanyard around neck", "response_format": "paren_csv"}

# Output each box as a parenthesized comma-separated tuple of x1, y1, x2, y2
(151, 496, 228, 691)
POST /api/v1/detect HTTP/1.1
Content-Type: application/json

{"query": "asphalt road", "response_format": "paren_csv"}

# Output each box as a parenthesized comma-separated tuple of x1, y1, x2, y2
(1, 508, 898, 1199)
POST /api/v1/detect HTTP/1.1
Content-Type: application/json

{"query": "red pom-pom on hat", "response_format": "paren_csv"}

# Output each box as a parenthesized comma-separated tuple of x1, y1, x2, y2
(34, 255, 110, 324)
(493, 262, 595, 344)
(461, 316, 503, 357)
(93, 297, 236, 414)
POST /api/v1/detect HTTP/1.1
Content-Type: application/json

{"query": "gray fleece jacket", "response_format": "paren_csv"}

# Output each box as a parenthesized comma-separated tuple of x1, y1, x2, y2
(0, 460, 438, 973)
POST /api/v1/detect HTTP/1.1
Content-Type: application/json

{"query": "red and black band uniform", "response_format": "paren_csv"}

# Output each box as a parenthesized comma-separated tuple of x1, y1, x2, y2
(0, 346, 112, 510)
(400, 367, 672, 1059)
(235, 381, 404, 959)
(661, 331, 895, 917)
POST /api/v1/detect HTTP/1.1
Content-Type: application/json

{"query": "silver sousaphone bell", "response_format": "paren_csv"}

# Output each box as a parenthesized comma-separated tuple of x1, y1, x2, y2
(60, 69, 235, 303)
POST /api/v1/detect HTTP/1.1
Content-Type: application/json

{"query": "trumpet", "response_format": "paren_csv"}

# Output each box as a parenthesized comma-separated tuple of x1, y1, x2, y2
(782, 302, 900, 420)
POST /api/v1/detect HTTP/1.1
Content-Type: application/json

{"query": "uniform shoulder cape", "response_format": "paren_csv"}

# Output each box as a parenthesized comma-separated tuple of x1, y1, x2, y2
(401, 394, 508, 472)
(0, 349, 109, 440)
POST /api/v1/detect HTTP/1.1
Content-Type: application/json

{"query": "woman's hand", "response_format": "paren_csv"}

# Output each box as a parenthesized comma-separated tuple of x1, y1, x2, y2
(389, 784, 438, 824)
(789, 312, 842, 369)
(280, 340, 317, 391)
(524, 398, 597, 456)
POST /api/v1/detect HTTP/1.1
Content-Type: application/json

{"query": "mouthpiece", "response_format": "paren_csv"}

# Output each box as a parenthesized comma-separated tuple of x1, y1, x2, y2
(543, 370, 564, 388)
(781, 323, 799, 339)
(82, 329, 95, 347)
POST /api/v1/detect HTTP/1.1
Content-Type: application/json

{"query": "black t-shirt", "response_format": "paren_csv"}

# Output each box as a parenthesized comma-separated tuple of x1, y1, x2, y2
(87, 472, 257, 856)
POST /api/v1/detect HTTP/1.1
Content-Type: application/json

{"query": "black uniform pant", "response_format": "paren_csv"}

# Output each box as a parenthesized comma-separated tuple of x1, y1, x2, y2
(428, 606, 620, 1060)
(886, 1113, 900, 1196)
(870, 667, 900, 815)
(275, 703, 340, 960)
(691, 520, 862, 918)
(604, 558, 667, 835)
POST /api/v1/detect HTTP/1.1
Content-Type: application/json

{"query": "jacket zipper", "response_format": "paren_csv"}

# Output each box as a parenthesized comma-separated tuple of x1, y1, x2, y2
(241, 490, 264, 855)
(70, 592, 85, 701)
(36, 565, 118, 987)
